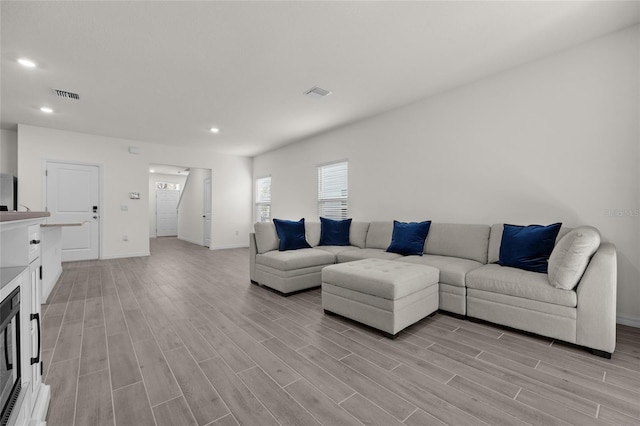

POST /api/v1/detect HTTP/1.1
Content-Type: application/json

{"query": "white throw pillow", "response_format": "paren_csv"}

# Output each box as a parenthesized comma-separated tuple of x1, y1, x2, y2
(548, 226, 600, 290)
(254, 222, 279, 254)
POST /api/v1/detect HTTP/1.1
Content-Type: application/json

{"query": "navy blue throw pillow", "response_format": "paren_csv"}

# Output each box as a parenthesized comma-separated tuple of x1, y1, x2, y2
(273, 218, 311, 251)
(386, 220, 431, 256)
(319, 217, 352, 246)
(498, 223, 562, 273)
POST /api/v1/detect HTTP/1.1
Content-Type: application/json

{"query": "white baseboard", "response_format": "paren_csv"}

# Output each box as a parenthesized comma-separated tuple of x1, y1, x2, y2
(617, 314, 640, 328)
(100, 251, 150, 260)
(209, 244, 249, 250)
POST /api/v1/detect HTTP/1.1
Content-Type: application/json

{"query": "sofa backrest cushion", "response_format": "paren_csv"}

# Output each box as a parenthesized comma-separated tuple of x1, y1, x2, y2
(254, 222, 279, 254)
(425, 223, 490, 264)
(488, 223, 573, 264)
(350, 222, 370, 248)
(305, 222, 321, 246)
(548, 226, 601, 290)
(365, 221, 394, 249)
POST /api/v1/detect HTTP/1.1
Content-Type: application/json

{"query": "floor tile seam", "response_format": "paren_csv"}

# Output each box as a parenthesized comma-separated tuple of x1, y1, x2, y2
(481, 355, 597, 403)
(312, 323, 402, 368)
(536, 359, 620, 387)
(513, 387, 523, 401)
(172, 326, 228, 424)
(262, 338, 358, 405)
(77, 365, 110, 379)
(99, 284, 118, 426)
(127, 283, 198, 425)
(118, 326, 158, 425)
(493, 351, 640, 411)
(279, 376, 342, 426)
(510, 373, 600, 418)
(244, 315, 311, 352)
(70, 350, 82, 426)
(234, 365, 304, 426)
(342, 389, 411, 425)
(48, 301, 72, 361)
(194, 339, 268, 424)
(445, 371, 562, 426)
(391, 365, 517, 426)
(313, 343, 418, 423)
(343, 327, 444, 374)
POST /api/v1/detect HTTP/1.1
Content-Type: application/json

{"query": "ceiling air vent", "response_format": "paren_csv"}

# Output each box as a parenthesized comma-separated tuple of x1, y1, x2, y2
(304, 86, 332, 99)
(53, 88, 80, 100)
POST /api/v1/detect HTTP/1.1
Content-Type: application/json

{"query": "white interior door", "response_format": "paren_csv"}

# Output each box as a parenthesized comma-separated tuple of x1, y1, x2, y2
(46, 162, 100, 261)
(203, 177, 212, 247)
(156, 189, 179, 237)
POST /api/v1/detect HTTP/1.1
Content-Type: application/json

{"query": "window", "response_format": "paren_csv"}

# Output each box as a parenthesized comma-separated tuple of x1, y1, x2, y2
(255, 176, 272, 222)
(318, 161, 348, 219)
(155, 182, 180, 190)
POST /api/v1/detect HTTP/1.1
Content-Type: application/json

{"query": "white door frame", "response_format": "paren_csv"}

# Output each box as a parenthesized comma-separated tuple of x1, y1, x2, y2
(203, 177, 212, 248)
(42, 159, 103, 259)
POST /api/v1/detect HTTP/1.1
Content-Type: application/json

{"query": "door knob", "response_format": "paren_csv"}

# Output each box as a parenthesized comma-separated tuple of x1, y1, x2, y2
(93, 215, 98, 219)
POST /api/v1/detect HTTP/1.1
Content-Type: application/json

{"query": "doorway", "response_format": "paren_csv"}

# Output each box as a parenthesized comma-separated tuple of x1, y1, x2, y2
(149, 164, 211, 246)
(45, 161, 100, 261)
(203, 177, 212, 247)
(156, 188, 180, 237)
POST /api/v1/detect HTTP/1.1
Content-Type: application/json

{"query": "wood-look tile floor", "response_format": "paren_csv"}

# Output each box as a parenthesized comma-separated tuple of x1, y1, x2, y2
(42, 237, 640, 426)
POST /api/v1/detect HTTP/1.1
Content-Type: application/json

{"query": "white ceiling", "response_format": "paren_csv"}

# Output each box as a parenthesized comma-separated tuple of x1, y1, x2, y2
(1, 1, 638, 157)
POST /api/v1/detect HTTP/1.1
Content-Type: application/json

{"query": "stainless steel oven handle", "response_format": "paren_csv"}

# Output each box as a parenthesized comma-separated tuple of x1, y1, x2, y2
(30, 313, 40, 365)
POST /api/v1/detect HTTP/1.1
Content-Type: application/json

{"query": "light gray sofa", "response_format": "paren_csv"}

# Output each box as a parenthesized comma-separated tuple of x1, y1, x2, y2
(249, 220, 617, 357)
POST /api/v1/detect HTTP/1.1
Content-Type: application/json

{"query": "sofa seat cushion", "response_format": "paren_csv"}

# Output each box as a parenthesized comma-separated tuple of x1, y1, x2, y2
(336, 248, 403, 263)
(398, 254, 483, 287)
(256, 248, 335, 271)
(315, 245, 358, 256)
(466, 264, 576, 307)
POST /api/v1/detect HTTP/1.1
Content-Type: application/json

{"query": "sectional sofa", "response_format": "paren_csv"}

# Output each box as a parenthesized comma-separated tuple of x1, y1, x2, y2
(249, 221, 617, 357)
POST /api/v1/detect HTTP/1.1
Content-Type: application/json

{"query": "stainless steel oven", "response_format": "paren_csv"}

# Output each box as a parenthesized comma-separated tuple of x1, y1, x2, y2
(0, 288, 20, 426)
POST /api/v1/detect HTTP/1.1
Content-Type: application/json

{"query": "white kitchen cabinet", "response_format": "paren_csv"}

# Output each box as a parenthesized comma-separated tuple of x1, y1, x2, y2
(0, 215, 51, 426)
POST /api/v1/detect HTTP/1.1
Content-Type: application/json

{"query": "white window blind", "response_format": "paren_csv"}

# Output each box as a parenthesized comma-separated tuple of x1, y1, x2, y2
(318, 161, 348, 219)
(255, 176, 271, 222)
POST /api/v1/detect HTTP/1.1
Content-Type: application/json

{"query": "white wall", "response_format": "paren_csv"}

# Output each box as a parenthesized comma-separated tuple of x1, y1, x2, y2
(148, 172, 187, 238)
(0, 129, 18, 175)
(254, 26, 640, 325)
(18, 124, 252, 258)
(177, 168, 210, 245)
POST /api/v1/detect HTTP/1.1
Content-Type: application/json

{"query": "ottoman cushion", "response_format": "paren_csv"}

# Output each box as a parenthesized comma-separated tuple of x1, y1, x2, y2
(322, 258, 439, 300)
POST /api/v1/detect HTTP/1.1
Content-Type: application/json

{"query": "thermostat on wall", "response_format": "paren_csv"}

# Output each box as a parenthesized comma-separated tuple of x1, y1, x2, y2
(129, 192, 140, 199)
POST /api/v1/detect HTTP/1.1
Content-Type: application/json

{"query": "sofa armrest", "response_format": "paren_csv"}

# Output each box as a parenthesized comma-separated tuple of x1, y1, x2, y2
(576, 242, 617, 353)
(249, 233, 258, 283)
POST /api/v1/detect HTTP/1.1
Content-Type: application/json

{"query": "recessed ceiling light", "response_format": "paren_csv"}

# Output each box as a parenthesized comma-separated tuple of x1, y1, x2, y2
(18, 58, 36, 68)
(210, 127, 220, 134)
(150, 169, 155, 173)
(40, 107, 53, 113)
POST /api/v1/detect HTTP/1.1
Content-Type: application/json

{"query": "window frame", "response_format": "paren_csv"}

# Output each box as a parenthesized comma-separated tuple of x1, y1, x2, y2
(317, 160, 348, 220)
(255, 176, 272, 222)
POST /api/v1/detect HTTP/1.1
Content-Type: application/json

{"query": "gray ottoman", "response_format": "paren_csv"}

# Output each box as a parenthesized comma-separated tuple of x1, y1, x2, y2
(322, 258, 439, 338)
